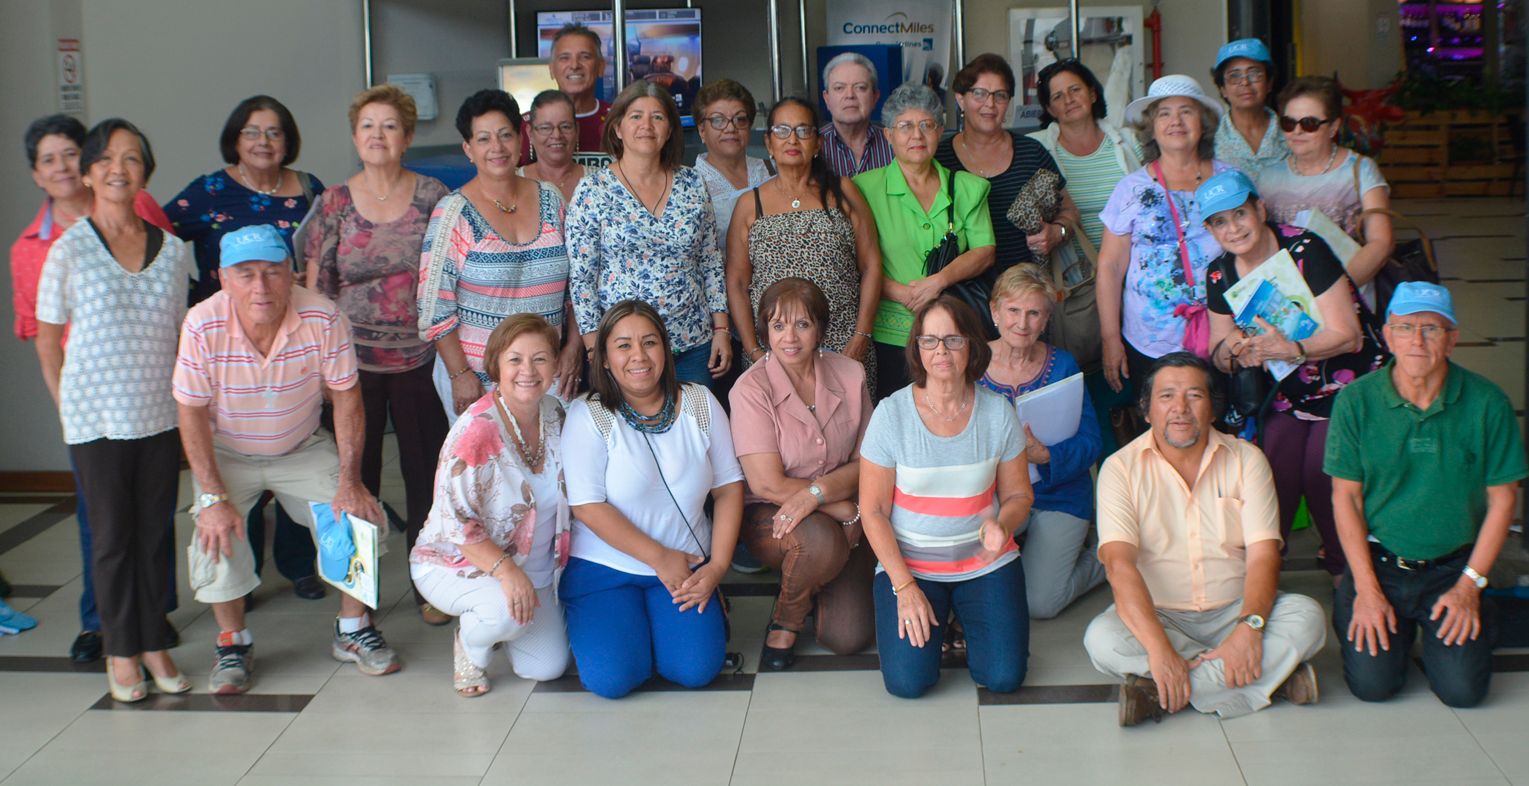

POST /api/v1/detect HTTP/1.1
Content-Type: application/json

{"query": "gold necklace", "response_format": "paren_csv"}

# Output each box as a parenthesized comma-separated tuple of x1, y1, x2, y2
(487, 179, 518, 214)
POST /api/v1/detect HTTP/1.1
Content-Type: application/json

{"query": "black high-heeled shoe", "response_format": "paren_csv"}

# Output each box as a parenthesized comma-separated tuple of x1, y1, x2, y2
(761, 622, 798, 671)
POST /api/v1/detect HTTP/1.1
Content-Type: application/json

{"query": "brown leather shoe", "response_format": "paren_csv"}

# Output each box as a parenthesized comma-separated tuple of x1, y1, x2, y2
(419, 603, 452, 627)
(1274, 662, 1319, 705)
(1119, 674, 1167, 727)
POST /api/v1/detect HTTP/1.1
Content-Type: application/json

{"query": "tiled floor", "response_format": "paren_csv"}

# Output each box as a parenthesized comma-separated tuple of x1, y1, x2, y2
(0, 197, 1524, 785)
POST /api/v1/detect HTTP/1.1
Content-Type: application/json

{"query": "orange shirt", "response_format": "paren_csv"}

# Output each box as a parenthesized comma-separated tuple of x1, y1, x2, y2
(1097, 429, 1281, 612)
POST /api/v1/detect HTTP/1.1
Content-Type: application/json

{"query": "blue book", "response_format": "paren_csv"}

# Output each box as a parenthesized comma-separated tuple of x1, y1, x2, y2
(1234, 280, 1319, 381)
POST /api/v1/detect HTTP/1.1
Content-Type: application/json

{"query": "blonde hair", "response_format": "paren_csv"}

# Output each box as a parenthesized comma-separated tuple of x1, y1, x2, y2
(348, 84, 418, 137)
(990, 264, 1056, 313)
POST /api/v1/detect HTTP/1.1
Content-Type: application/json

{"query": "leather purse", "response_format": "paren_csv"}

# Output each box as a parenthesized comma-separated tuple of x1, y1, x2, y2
(925, 172, 997, 339)
(1046, 217, 1102, 371)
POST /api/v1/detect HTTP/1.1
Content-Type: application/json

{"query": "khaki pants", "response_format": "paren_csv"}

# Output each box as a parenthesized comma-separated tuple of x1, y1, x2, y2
(187, 433, 341, 604)
(1083, 592, 1327, 718)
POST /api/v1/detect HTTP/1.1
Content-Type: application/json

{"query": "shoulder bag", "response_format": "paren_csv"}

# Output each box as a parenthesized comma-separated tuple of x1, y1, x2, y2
(1046, 217, 1102, 371)
(925, 171, 997, 339)
(1350, 155, 1439, 317)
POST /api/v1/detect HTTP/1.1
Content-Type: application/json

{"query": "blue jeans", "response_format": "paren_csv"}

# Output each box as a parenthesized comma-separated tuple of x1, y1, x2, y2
(671, 343, 715, 390)
(560, 557, 726, 698)
(73, 459, 178, 632)
(873, 557, 1030, 698)
(1333, 544, 1495, 708)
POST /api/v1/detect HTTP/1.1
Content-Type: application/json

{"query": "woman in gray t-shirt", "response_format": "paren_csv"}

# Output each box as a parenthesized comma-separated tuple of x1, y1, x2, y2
(859, 295, 1034, 698)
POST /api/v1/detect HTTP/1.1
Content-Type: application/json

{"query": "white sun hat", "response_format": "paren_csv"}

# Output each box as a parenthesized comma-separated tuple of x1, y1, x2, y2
(1124, 74, 1225, 125)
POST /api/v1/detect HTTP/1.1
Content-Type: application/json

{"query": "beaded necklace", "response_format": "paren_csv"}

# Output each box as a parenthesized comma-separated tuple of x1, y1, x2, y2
(497, 393, 546, 470)
(619, 395, 677, 434)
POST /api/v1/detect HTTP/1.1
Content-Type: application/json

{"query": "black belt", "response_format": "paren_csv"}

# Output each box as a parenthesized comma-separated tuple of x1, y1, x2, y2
(1369, 542, 1471, 572)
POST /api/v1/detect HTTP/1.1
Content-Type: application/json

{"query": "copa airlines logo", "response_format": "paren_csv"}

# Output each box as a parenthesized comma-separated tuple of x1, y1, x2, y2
(843, 11, 936, 35)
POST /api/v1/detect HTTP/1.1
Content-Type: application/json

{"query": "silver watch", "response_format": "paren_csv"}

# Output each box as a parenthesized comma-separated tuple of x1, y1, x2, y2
(807, 485, 826, 505)
(197, 492, 228, 510)
(1464, 565, 1488, 589)
(1240, 613, 1266, 632)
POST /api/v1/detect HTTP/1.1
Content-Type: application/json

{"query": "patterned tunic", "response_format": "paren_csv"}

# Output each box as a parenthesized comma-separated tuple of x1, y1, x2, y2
(417, 183, 569, 385)
(1212, 107, 1290, 178)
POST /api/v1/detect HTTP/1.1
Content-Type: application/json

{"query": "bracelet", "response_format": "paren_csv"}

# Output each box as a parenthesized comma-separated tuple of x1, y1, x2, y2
(713, 325, 730, 332)
(449, 366, 473, 380)
(841, 502, 861, 528)
(486, 553, 511, 578)
(748, 347, 766, 358)
(853, 330, 873, 339)
(893, 578, 916, 595)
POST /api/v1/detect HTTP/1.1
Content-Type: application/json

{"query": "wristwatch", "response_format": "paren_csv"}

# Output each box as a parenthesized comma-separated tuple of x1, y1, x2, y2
(1292, 340, 1307, 365)
(1463, 565, 1488, 589)
(197, 492, 228, 510)
(1239, 613, 1266, 633)
(807, 485, 826, 505)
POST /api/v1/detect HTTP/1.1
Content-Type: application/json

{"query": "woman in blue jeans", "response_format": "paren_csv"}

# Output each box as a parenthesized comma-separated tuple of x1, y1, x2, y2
(859, 295, 1034, 698)
(560, 300, 746, 698)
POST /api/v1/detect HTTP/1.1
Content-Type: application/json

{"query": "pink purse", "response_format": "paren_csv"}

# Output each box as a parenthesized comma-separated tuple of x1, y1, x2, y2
(1150, 161, 1210, 360)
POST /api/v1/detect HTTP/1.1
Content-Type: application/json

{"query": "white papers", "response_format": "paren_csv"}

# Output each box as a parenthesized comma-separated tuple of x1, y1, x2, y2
(1013, 372, 1084, 483)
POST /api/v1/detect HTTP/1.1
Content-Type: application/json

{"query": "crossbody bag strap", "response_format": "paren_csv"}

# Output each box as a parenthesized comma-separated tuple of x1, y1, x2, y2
(1149, 160, 1196, 287)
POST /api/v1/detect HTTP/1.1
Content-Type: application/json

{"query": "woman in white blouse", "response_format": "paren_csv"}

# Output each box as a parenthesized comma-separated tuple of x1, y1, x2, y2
(35, 119, 193, 702)
(409, 314, 572, 697)
(560, 299, 746, 698)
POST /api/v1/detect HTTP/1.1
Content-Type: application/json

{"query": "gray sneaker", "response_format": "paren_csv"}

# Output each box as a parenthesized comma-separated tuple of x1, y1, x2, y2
(332, 621, 400, 675)
(210, 636, 253, 694)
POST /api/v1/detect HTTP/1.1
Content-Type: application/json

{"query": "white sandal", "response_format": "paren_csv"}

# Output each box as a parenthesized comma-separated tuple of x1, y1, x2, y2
(453, 628, 489, 698)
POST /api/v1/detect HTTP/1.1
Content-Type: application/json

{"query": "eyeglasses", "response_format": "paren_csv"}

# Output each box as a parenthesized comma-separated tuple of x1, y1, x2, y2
(706, 115, 751, 130)
(1279, 115, 1333, 133)
(531, 122, 576, 136)
(1387, 323, 1451, 340)
(239, 127, 284, 141)
(914, 334, 968, 351)
(1222, 68, 1267, 86)
(891, 120, 940, 135)
(966, 87, 1012, 104)
(768, 124, 817, 140)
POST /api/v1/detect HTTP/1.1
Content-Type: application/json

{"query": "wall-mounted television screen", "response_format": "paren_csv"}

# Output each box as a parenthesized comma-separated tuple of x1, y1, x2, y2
(536, 9, 702, 125)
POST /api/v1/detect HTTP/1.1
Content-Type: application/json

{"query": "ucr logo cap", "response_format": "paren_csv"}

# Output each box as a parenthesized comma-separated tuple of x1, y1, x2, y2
(218, 224, 289, 268)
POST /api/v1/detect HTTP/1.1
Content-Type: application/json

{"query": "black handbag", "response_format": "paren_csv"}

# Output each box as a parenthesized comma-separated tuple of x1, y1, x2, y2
(925, 173, 998, 339)
(1352, 156, 1439, 316)
(1216, 338, 1271, 420)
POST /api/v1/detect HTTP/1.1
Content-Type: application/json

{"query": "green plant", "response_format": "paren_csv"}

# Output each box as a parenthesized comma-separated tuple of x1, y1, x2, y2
(1389, 70, 1519, 115)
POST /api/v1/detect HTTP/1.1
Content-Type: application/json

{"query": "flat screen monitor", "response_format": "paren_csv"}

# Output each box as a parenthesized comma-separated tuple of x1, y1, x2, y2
(497, 59, 560, 115)
(536, 9, 702, 125)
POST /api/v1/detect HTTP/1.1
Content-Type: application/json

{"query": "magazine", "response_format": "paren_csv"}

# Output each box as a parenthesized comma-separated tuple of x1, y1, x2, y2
(1231, 279, 1319, 381)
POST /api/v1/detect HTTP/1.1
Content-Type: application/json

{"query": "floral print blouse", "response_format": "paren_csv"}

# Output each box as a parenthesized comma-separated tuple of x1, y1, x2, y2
(564, 165, 727, 353)
(164, 170, 324, 304)
(306, 176, 450, 373)
(409, 392, 571, 583)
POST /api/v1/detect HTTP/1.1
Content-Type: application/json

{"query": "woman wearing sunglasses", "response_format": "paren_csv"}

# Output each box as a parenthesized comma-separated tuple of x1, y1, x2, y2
(692, 79, 773, 234)
(1255, 76, 1394, 291)
(1209, 39, 1290, 178)
(726, 98, 883, 392)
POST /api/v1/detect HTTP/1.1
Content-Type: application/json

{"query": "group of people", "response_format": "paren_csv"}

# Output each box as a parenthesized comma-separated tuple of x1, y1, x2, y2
(8, 28, 1523, 726)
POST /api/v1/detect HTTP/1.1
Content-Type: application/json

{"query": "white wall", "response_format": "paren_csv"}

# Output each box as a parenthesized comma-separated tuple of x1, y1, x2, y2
(373, 0, 509, 151)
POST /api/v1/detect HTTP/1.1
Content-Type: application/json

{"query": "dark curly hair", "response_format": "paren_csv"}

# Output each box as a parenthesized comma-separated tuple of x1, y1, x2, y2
(24, 114, 86, 169)
(1035, 60, 1107, 128)
(455, 89, 523, 141)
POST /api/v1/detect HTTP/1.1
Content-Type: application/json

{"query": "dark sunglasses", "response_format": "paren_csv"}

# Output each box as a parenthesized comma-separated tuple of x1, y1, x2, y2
(1279, 115, 1333, 133)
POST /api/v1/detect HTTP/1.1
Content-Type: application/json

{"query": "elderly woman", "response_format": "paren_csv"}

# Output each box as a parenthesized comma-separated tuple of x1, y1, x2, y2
(936, 54, 1081, 276)
(860, 296, 1032, 698)
(1098, 75, 1234, 396)
(35, 119, 194, 701)
(13, 114, 178, 664)
(693, 78, 774, 234)
(981, 266, 1105, 619)
(410, 314, 572, 696)
(306, 84, 453, 625)
(1257, 76, 1394, 294)
(565, 82, 731, 389)
(164, 95, 322, 590)
(518, 90, 596, 204)
(855, 84, 996, 401)
(728, 98, 883, 388)
(419, 89, 582, 420)
(1211, 39, 1289, 177)
(1200, 170, 1387, 582)
(561, 300, 746, 698)
(729, 278, 876, 669)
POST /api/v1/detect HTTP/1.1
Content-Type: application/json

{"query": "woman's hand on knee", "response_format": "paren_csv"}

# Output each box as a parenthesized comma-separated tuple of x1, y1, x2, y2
(496, 563, 540, 625)
(654, 548, 703, 596)
(674, 562, 726, 613)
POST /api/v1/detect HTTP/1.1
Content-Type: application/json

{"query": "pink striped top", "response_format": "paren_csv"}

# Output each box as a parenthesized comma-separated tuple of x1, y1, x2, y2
(173, 287, 358, 456)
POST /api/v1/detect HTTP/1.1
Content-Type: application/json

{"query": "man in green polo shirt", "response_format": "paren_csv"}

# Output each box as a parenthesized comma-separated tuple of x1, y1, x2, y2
(1326, 282, 1526, 708)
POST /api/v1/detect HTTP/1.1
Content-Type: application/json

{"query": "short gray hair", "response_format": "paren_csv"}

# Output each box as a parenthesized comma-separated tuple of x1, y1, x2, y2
(822, 52, 879, 92)
(880, 83, 945, 127)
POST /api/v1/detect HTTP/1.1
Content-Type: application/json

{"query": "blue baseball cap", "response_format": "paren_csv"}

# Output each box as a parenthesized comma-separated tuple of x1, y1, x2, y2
(1216, 38, 1273, 70)
(1386, 282, 1457, 326)
(1196, 169, 1259, 219)
(218, 224, 289, 268)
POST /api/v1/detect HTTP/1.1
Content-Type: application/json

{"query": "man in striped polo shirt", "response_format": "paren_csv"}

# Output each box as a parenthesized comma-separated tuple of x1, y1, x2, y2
(173, 225, 398, 694)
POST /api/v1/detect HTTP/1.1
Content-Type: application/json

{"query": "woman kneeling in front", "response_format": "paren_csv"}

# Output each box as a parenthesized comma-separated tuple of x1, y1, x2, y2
(409, 314, 572, 696)
(561, 300, 747, 698)
(860, 296, 1034, 698)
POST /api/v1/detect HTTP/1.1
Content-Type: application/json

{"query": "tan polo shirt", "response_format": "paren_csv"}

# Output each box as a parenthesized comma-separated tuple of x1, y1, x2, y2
(1097, 429, 1281, 612)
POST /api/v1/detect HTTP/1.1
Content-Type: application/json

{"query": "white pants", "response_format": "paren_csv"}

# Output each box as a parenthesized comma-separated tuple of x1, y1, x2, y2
(1083, 592, 1327, 719)
(410, 563, 569, 681)
(1015, 508, 1107, 620)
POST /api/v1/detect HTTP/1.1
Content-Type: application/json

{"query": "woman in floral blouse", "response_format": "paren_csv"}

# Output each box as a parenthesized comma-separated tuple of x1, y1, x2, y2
(564, 81, 732, 389)
(409, 314, 572, 697)
(307, 84, 452, 625)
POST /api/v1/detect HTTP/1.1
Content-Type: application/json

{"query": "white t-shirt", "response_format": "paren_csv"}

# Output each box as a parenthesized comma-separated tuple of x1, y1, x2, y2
(563, 385, 746, 576)
(521, 467, 560, 588)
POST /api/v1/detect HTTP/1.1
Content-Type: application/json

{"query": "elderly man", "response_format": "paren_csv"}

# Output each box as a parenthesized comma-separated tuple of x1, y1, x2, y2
(1327, 282, 1526, 708)
(819, 52, 893, 177)
(173, 225, 396, 694)
(523, 23, 611, 166)
(1084, 353, 1326, 726)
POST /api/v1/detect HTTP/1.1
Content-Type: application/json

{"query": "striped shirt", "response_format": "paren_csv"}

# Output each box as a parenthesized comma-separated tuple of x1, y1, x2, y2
(172, 287, 359, 456)
(935, 131, 1064, 282)
(1051, 131, 1139, 251)
(417, 185, 569, 384)
(819, 122, 894, 177)
(860, 386, 1025, 581)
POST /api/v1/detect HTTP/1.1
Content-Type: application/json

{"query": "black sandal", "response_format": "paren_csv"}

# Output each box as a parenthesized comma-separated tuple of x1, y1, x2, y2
(761, 622, 798, 671)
